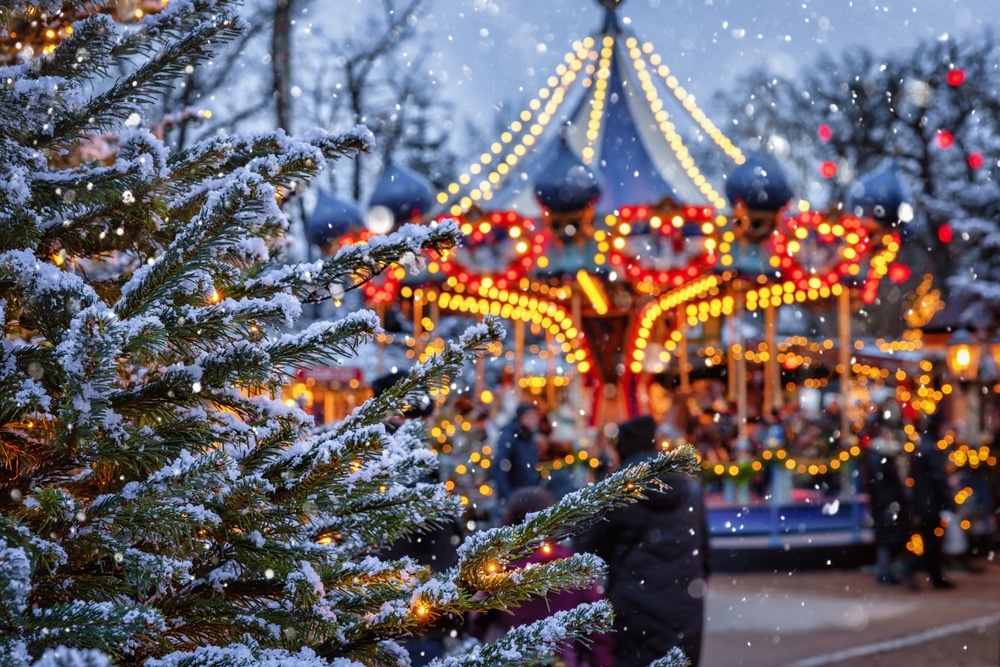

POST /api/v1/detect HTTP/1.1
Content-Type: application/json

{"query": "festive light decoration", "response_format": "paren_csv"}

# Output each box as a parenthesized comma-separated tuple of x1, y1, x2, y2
(768, 211, 872, 292)
(820, 161, 838, 179)
(439, 209, 547, 290)
(946, 68, 966, 86)
(888, 262, 911, 283)
(408, 283, 596, 376)
(576, 269, 610, 315)
(630, 37, 738, 208)
(625, 275, 722, 375)
(861, 233, 901, 304)
(817, 124, 833, 142)
(439, 38, 595, 215)
(936, 129, 955, 149)
(968, 152, 984, 169)
(601, 203, 721, 286)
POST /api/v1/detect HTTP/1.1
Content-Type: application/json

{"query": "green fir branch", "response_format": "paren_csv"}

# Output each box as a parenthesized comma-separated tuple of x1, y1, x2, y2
(439, 602, 615, 667)
(40, 14, 246, 151)
(458, 445, 699, 587)
(23, 599, 165, 660)
(113, 171, 274, 320)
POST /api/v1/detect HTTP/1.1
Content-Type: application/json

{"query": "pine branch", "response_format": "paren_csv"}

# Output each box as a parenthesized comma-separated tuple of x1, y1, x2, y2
(114, 170, 277, 320)
(39, 11, 248, 151)
(30, 15, 118, 81)
(239, 219, 462, 305)
(263, 310, 380, 372)
(23, 599, 165, 661)
(457, 445, 699, 588)
(441, 602, 616, 667)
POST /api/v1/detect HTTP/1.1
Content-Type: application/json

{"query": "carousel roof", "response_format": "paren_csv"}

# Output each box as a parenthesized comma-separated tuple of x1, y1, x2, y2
(306, 190, 366, 246)
(436, 1, 744, 219)
(847, 159, 912, 230)
(726, 150, 795, 213)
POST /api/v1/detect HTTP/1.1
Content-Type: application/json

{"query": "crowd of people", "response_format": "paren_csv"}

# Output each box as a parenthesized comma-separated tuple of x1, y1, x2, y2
(370, 370, 1000, 666)
(371, 371, 712, 666)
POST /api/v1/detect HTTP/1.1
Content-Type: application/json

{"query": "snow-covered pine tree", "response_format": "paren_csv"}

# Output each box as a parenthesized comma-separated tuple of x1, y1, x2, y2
(0, 2, 698, 666)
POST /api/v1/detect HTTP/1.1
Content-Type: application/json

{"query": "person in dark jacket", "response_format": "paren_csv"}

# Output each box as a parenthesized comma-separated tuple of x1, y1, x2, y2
(491, 402, 542, 505)
(865, 425, 911, 585)
(576, 415, 711, 667)
(910, 412, 956, 589)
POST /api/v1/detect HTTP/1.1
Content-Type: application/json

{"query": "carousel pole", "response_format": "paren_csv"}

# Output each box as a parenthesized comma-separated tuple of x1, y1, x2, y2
(475, 313, 485, 401)
(727, 281, 751, 505)
(570, 287, 593, 430)
(514, 317, 525, 396)
(546, 329, 557, 409)
(735, 297, 749, 450)
(727, 310, 738, 404)
(764, 304, 780, 416)
(678, 308, 691, 393)
(376, 302, 386, 376)
(430, 298, 440, 345)
(837, 285, 851, 446)
(413, 290, 424, 359)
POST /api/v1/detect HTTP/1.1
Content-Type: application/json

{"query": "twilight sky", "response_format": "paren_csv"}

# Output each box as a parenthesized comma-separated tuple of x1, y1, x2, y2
(328, 0, 997, 134)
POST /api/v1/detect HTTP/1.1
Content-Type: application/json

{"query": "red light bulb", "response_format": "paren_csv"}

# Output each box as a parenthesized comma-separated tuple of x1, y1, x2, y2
(968, 152, 984, 169)
(820, 161, 837, 179)
(936, 130, 954, 149)
(817, 124, 832, 142)
(888, 263, 911, 284)
(946, 69, 965, 87)
(938, 224, 952, 244)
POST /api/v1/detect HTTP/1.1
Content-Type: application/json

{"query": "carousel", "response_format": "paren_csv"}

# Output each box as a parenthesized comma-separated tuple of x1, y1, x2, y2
(297, 0, 994, 562)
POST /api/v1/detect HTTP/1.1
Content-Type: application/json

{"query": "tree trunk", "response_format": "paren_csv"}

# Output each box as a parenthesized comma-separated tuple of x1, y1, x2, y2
(272, 0, 293, 132)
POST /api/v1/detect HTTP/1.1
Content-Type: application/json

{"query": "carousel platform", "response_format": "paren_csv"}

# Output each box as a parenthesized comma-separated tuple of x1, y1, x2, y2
(706, 492, 875, 573)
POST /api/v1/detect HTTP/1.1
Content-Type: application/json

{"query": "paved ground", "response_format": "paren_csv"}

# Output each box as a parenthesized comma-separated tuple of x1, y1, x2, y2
(700, 555, 1000, 667)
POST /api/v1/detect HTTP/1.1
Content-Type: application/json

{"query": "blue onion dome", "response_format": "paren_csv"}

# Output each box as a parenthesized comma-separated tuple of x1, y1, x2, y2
(368, 160, 435, 225)
(534, 134, 601, 212)
(847, 160, 911, 227)
(306, 190, 365, 246)
(725, 150, 794, 212)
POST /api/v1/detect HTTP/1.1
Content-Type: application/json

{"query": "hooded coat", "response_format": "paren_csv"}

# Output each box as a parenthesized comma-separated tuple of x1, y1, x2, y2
(865, 436, 911, 547)
(491, 415, 541, 501)
(576, 417, 711, 667)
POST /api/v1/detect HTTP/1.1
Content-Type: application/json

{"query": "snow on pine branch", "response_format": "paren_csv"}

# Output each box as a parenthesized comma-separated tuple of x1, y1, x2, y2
(144, 645, 358, 667)
(457, 445, 699, 578)
(243, 220, 462, 305)
(263, 310, 380, 372)
(167, 126, 374, 200)
(115, 170, 279, 319)
(436, 602, 615, 667)
(42, 8, 248, 149)
(0, 249, 100, 343)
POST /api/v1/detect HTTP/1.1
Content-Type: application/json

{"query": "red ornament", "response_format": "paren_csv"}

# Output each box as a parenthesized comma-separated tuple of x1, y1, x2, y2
(968, 152, 984, 169)
(946, 69, 966, 87)
(938, 224, 953, 244)
(817, 124, 832, 142)
(888, 263, 911, 284)
(820, 161, 837, 179)
(936, 130, 955, 149)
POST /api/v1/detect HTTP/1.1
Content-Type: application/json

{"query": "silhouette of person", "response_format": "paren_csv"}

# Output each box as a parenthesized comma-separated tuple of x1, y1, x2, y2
(910, 411, 956, 589)
(577, 416, 711, 666)
(491, 402, 542, 507)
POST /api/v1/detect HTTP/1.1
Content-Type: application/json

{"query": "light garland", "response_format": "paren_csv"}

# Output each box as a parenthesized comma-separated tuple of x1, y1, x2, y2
(439, 38, 597, 215)
(637, 39, 744, 167)
(406, 284, 595, 376)
(767, 211, 872, 293)
(625, 37, 730, 209)
(626, 274, 722, 374)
